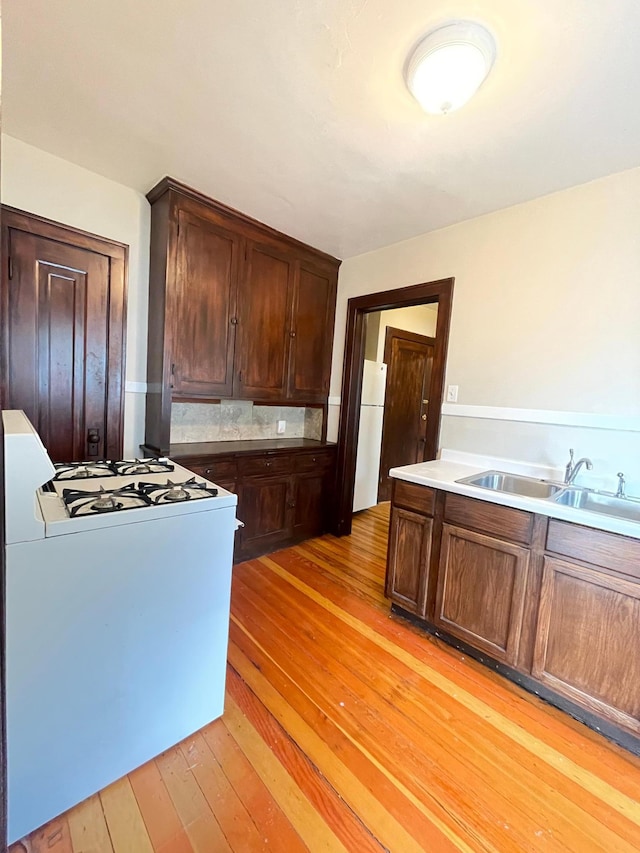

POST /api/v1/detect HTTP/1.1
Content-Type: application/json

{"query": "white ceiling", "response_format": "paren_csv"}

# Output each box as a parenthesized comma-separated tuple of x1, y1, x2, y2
(4, 0, 640, 258)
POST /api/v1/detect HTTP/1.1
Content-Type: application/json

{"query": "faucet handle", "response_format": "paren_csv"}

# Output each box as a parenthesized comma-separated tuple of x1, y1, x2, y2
(568, 448, 574, 463)
(616, 472, 626, 498)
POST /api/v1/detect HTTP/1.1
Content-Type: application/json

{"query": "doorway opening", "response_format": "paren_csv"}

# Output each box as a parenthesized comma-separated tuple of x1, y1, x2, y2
(333, 278, 454, 537)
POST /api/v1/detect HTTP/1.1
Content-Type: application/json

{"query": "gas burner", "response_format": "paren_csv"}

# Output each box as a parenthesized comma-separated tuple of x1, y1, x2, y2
(112, 458, 175, 477)
(62, 485, 152, 517)
(138, 478, 219, 505)
(54, 461, 116, 480)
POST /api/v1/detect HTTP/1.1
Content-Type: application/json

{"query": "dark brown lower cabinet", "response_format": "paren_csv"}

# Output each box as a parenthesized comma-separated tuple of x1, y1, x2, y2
(386, 481, 640, 748)
(532, 556, 640, 734)
(177, 445, 335, 562)
(238, 474, 292, 556)
(435, 524, 529, 666)
(293, 470, 328, 539)
(386, 507, 432, 616)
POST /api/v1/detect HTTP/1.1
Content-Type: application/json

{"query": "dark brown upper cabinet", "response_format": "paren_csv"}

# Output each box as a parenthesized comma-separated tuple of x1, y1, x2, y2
(235, 239, 295, 400)
(288, 258, 337, 401)
(144, 178, 340, 454)
(171, 208, 240, 398)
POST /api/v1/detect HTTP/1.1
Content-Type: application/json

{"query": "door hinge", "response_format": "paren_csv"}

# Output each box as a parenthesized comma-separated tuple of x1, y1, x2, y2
(8, 256, 13, 280)
(238, 369, 243, 383)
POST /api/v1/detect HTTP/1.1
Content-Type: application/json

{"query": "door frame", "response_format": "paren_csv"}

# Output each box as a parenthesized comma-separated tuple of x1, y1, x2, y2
(378, 326, 436, 502)
(0, 206, 129, 459)
(333, 278, 454, 536)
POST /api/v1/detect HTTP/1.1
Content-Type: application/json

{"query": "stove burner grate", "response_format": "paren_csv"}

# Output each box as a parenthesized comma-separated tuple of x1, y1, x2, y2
(62, 485, 152, 517)
(138, 477, 218, 505)
(54, 462, 116, 480)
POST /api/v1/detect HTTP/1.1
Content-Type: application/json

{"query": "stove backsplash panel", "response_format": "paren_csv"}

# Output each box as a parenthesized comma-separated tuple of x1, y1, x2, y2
(170, 401, 323, 444)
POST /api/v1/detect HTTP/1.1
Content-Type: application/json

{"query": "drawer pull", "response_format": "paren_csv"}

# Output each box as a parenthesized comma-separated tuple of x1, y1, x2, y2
(205, 468, 212, 475)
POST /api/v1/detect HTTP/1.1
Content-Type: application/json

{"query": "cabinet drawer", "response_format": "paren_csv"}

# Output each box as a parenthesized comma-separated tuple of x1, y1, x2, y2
(546, 520, 640, 580)
(239, 453, 293, 477)
(392, 480, 436, 516)
(295, 450, 335, 473)
(444, 493, 534, 545)
(183, 457, 238, 481)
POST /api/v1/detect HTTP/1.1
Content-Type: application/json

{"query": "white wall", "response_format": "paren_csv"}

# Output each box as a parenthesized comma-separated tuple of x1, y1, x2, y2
(375, 304, 438, 362)
(1, 135, 150, 456)
(331, 166, 640, 494)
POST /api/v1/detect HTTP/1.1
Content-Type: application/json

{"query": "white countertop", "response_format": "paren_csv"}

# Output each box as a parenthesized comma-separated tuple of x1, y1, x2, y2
(390, 459, 640, 540)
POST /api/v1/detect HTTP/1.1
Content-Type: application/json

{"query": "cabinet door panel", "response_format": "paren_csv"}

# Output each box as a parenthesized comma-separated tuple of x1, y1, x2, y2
(533, 557, 640, 733)
(293, 471, 327, 539)
(237, 475, 292, 556)
(235, 242, 294, 400)
(386, 507, 432, 616)
(172, 210, 239, 397)
(288, 261, 337, 401)
(435, 524, 529, 665)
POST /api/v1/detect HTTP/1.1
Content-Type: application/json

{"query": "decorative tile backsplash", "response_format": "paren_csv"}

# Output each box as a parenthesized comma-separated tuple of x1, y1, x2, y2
(170, 401, 323, 443)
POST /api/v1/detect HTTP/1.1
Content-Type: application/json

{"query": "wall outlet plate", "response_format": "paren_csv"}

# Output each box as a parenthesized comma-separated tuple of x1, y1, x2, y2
(446, 385, 459, 403)
(277, 419, 286, 434)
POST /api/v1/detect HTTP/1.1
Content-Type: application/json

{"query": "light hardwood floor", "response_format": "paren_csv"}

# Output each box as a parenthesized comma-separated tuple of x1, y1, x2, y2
(11, 503, 640, 852)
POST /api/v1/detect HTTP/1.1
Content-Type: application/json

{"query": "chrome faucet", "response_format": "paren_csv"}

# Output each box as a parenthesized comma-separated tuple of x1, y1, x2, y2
(615, 472, 626, 499)
(564, 448, 593, 485)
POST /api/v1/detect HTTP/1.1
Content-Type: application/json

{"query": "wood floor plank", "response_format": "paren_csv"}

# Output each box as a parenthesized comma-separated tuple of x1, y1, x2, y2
(67, 795, 114, 853)
(155, 747, 232, 853)
(179, 732, 268, 853)
(253, 551, 640, 831)
(223, 697, 350, 853)
(129, 760, 194, 853)
(100, 778, 154, 853)
(231, 560, 640, 852)
(200, 721, 308, 853)
(21, 815, 74, 853)
(226, 666, 387, 853)
(227, 633, 477, 853)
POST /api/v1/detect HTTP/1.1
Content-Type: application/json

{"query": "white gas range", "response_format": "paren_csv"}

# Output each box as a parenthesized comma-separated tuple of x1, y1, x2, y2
(3, 410, 239, 844)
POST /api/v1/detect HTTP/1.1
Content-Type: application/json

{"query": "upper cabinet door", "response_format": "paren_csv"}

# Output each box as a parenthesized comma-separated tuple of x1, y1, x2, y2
(172, 209, 240, 398)
(288, 259, 338, 401)
(235, 241, 295, 400)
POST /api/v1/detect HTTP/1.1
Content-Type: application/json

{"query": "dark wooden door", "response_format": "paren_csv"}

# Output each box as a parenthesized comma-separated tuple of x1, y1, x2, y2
(235, 241, 295, 400)
(288, 259, 337, 401)
(2, 211, 127, 462)
(172, 209, 240, 398)
(434, 524, 530, 666)
(378, 328, 434, 502)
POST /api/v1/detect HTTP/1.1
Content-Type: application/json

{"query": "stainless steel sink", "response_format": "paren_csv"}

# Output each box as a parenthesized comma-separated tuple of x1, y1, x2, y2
(553, 489, 640, 522)
(456, 471, 564, 499)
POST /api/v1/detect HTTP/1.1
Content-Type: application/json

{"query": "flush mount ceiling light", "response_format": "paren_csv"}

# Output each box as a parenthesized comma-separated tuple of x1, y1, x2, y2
(405, 21, 496, 115)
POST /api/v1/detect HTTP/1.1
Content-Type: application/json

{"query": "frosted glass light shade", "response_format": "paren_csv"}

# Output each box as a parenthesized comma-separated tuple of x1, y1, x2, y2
(406, 22, 496, 115)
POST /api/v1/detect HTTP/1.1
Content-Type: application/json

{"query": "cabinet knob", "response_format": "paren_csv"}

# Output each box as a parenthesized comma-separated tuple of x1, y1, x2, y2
(230, 317, 238, 325)
(290, 330, 296, 338)
(265, 460, 272, 467)
(288, 501, 296, 508)
(205, 468, 212, 475)
(312, 457, 317, 463)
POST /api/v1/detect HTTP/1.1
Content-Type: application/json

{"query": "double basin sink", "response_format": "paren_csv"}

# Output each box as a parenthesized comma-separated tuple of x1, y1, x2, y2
(456, 470, 640, 523)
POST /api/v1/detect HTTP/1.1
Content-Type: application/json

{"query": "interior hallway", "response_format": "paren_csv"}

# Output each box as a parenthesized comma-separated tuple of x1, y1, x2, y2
(11, 503, 640, 852)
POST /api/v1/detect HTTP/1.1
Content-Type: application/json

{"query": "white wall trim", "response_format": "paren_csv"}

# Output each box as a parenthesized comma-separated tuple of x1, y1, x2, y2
(328, 396, 341, 406)
(125, 381, 147, 394)
(441, 404, 640, 433)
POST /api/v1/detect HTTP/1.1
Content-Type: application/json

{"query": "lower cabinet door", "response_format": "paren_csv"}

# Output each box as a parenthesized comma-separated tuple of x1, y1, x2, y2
(532, 557, 640, 734)
(386, 507, 432, 617)
(236, 475, 292, 559)
(292, 470, 327, 539)
(434, 524, 530, 665)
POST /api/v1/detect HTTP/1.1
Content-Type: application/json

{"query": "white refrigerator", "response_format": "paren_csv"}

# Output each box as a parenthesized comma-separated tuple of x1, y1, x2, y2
(353, 360, 387, 512)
